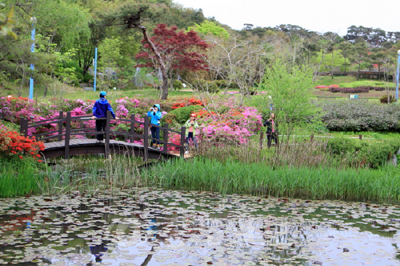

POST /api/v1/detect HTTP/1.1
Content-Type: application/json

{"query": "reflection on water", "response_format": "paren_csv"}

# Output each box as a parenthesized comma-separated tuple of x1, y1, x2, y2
(0, 189, 400, 265)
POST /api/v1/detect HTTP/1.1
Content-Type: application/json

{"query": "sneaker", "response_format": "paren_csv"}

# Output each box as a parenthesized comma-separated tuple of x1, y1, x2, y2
(96, 140, 103, 143)
(157, 144, 161, 150)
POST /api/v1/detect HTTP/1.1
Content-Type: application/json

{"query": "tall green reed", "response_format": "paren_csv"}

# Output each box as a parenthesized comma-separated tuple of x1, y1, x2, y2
(0, 159, 43, 197)
(142, 157, 400, 203)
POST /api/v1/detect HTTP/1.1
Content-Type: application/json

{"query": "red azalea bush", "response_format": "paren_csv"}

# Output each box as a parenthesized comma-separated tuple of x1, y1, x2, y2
(0, 129, 45, 162)
(171, 97, 204, 110)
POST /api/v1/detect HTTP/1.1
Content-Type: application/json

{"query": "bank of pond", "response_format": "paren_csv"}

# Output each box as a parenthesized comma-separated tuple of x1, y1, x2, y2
(1, 156, 399, 203)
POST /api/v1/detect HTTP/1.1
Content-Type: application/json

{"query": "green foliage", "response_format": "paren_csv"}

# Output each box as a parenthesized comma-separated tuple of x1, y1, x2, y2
(173, 79, 183, 90)
(0, 158, 43, 197)
(327, 137, 400, 168)
(339, 80, 396, 89)
(98, 37, 122, 69)
(322, 101, 400, 132)
(380, 94, 397, 103)
(214, 80, 227, 88)
(163, 105, 203, 124)
(33, 0, 91, 50)
(188, 20, 230, 39)
(259, 59, 318, 137)
(313, 49, 345, 72)
(191, 79, 219, 93)
(142, 157, 400, 202)
(0, 5, 16, 39)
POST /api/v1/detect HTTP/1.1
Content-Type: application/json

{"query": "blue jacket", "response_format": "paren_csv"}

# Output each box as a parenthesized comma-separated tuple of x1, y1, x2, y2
(147, 104, 163, 125)
(93, 98, 116, 119)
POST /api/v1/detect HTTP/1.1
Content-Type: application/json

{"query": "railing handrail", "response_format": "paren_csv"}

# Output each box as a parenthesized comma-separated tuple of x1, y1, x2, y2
(20, 110, 186, 160)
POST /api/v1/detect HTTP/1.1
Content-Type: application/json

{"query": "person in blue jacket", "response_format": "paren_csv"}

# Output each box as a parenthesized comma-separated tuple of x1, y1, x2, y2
(91, 91, 118, 142)
(147, 104, 163, 149)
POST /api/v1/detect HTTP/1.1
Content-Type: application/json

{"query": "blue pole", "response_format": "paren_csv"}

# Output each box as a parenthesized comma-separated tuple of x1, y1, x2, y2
(29, 22, 35, 99)
(93, 47, 98, 92)
(396, 50, 400, 101)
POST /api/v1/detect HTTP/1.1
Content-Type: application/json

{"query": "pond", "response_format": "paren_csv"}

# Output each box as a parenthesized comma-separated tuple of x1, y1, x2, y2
(1, 189, 400, 266)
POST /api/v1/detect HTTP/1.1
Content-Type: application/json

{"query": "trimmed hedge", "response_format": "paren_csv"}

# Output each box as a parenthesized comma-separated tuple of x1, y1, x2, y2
(327, 137, 400, 168)
(322, 101, 400, 132)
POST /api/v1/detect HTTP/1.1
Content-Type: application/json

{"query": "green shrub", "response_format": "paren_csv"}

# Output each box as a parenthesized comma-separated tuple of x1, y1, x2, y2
(229, 82, 239, 89)
(327, 137, 400, 168)
(163, 105, 203, 124)
(84, 73, 94, 83)
(75, 71, 84, 82)
(191, 79, 220, 93)
(322, 101, 400, 132)
(380, 95, 397, 104)
(173, 80, 183, 90)
(214, 80, 227, 88)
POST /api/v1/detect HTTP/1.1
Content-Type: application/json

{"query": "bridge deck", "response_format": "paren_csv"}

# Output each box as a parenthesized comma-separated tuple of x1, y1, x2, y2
(42, 139, 180, 160)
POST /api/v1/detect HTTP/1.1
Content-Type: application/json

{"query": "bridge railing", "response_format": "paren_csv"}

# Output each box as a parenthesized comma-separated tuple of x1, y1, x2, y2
(20, 111, 186, 160)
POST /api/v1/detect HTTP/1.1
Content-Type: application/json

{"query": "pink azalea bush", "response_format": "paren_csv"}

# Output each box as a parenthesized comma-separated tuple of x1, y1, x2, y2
(0, 95, 263, 148)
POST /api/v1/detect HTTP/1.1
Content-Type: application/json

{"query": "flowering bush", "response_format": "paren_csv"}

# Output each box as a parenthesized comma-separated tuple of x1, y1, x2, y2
(171, 97, 203, 110)
(0, 129, 45, 162)
(0, 95, 264, 149)
(197, 106, 262, 145)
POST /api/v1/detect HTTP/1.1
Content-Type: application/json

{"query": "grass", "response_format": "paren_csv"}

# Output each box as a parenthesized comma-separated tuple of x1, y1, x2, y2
(142, 157, 400, 203)
(0, 159, 44, 197)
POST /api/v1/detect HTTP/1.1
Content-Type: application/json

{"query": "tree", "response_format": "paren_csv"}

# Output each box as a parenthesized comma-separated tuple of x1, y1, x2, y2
(0, 3, 16, 39)
(204, 34, 270, 106)
(258, 59, 317, 141)
(350, 39, 369, 80)
(188, 20, 229, 39)
(135, 23, 210, 98)
(338, 41, 352, 73)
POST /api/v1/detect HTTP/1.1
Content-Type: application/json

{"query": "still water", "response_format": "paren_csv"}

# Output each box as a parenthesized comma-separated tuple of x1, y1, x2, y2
(1, 188, 400, 266)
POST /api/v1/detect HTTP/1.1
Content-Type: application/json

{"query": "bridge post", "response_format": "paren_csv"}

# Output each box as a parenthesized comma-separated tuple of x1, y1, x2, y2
(64, 112, 71, 159)
(105, 111, 111, 158)
(130, 114, 135, 144)
(163, 123, 169, 153)
(143, 116, 149, 161)
(20, 118, 28, 137)
(58, 111, 63, 141)
(180, 126, 186, 157)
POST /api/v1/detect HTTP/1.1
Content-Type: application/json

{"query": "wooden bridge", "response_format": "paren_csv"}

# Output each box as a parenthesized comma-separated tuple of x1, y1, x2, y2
(19, 111, 186, 161)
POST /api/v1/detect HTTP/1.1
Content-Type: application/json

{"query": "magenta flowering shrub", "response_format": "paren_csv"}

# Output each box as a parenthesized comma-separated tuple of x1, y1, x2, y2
(0, 95, 264, 146)
(198, 107, 262, 145)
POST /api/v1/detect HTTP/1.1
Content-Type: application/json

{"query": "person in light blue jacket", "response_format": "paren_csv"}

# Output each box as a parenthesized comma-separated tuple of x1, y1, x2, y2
(147, 104, 163, 149)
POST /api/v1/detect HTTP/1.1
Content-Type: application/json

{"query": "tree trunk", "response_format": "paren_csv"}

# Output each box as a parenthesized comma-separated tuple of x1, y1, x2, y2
(357, 63, 360, 81)
(378, 64, 380, 80)
(331, 51, 334, 79)
(138, 26, 168, 100)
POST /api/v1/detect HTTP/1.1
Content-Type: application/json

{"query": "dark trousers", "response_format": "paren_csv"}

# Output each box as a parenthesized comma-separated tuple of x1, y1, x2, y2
(267, 133, 277, 148)
(185, 132, 198, 151)
(96, 119, 106, 141)
(150, 126, 160, 145)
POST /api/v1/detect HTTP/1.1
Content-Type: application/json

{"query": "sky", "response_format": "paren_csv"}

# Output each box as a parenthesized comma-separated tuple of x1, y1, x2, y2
(175, 0, 400, 36)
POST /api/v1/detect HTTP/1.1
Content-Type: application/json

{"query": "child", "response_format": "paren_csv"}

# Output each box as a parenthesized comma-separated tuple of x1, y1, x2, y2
(147, 104, 163, 149)
(184, 114, 199, 154)
(92, 91, 117, 142)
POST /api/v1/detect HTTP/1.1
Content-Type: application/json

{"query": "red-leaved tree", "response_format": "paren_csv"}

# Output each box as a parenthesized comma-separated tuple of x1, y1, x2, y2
(136, 24, 210, 100)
